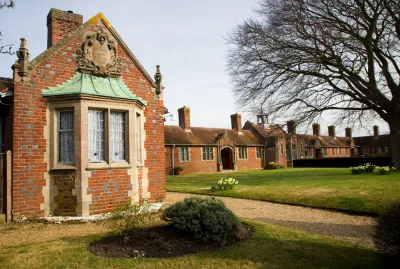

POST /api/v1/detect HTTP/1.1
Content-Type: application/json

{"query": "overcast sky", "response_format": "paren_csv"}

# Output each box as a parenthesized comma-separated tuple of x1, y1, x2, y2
(0, 0, 388, 136)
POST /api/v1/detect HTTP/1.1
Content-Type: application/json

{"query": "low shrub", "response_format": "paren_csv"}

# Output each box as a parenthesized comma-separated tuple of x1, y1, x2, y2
(350, 163, 375, 174)
(374, 200, 400, 268)
(99, 200, 161, 242)
(163, 197, 240, 246)
(211, 177, 238, 191)
(173, 166, 183, 175)
(264, 162, 284, 170)
(375, 166, 396, 175)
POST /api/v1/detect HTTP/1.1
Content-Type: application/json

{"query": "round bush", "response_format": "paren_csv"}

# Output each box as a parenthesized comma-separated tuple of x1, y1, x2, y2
(374, 201, 400, 267)
(163, 197, 240, 246)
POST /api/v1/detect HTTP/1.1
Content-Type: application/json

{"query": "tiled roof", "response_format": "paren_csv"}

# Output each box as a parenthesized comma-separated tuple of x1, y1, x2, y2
(244, 121, 286, 137)
(0, 77, 14, 93)
(296, 134, 352, 147)
(164, 125, 263, 146)
(353, 134, 391, 146)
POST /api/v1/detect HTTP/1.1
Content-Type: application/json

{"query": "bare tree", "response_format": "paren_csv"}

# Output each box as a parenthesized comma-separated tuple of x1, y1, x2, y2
(227, 0, 400, 167)
(0, 0, 15, 54)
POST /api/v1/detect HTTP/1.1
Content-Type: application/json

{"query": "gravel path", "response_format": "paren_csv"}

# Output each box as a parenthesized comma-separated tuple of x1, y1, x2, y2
(166, 192, 376, 247)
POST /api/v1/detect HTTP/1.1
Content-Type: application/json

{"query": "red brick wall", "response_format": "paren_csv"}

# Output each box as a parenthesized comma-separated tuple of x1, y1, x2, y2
(87, 169, 131, 215)
(12, 18, 165, 218)
(172, 146, 218, 175)
(165, 145, 265, 175)
(236, 147, 264, 170)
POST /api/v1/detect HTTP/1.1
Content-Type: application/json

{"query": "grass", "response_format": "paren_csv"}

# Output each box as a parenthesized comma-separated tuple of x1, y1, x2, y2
(167, 168, 400, 215)
(0, 220, 380, 269)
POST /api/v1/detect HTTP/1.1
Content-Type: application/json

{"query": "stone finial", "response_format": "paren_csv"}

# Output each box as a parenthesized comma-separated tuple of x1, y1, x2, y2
(154, 65, 163, 96)
(13, 38, 31, 82)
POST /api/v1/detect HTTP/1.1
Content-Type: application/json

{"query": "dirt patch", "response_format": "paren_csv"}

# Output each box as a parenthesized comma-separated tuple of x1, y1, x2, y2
(89, 223, 254, 258)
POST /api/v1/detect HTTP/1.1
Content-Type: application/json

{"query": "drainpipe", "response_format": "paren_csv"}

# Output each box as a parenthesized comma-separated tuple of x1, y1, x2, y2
(264, 142, 268, 167)
(171, 145, 175, 175)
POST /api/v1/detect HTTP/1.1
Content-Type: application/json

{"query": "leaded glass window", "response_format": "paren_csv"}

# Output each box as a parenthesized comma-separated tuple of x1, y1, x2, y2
(238, 147, 248, 159)
(202, 147, 214, 161)
(88, 110, 105, 162)
(110, 112, 125, 161)
(180, 147, 189, 162)
(59, 111, 74, 164)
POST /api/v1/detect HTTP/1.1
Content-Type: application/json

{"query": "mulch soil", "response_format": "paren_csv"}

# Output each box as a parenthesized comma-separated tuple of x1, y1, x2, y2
(89, 223, 254, 258)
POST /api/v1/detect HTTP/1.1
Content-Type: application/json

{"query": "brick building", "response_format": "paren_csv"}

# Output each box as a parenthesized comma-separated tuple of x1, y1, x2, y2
(164, 107, 287, 175)
(165, 107, 391, 174)
(0, 9, 166, 219)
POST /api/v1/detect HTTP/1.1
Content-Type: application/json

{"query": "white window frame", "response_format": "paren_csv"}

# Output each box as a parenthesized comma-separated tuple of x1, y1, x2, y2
(202, 147, 214, 161)
(256, 147, 263, 159)
(323, 147, 328, 157)
(339, 147, 342, 156)
(58, 110, 74, 164)
(332, 148, 336, 156)
(292, 144, 297, 160)
(180, 147, 189, 162)
(238, 147, 248, 160)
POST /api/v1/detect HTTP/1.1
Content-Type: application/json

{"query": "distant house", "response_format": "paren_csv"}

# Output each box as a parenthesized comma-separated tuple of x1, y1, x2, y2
(164, 107, 391, 174)
(164, 107, 287, 175)
(0, 9, 166, 219)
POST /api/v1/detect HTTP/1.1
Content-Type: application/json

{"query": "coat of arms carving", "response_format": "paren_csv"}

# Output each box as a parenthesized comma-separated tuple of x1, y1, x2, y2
(76, 31, 122, 77)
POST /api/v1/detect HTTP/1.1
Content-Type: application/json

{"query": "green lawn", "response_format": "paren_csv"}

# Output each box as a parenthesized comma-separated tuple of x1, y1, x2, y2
(167, 168, 400, 215)
(0, 221, 380, 269)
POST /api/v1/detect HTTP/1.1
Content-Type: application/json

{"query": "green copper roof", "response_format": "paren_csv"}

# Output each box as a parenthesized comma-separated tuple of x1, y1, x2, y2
(42, 72, 147, 105)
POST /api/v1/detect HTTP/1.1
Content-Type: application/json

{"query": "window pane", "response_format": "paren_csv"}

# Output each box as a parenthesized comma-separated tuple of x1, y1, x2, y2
(110, 112, 125, 161)
(59, 111, 74, 164)
(88, 110, 105, 162)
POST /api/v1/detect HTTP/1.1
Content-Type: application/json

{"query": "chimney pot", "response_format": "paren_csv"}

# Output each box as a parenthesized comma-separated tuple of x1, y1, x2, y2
(178, 106, 191, 130)
(345, 127, 352, 138)
(312, 123, 320, 137)
(231, 113, 242, 132)
(373, 125, 379, 137)
(47, 8, 83, 48)
(328, 125, 336, 137)
(287, 120, 296, 135)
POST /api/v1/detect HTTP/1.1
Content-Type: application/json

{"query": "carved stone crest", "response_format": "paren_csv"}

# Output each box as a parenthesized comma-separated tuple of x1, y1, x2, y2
(76, 31, 122, 77)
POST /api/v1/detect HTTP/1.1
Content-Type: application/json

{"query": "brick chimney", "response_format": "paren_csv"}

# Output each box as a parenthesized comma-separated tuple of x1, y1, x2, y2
(345, 127, 352, 138)
(287, 120, 296, 135)
(47, 9, 83, 48)
(312, 123, 320, 137)
(373, 125, 379, 137)
(231, 113, 242, 132)
(328, 125, 336, 137)
(178, 106, 190, 130)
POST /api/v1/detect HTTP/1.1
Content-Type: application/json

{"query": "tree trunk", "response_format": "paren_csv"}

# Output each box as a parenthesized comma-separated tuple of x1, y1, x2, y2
(389, 118, 400, 169)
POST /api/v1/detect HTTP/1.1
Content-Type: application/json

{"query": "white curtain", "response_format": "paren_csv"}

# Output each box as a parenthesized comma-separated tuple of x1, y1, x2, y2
(88, 110, 105, 162)
(110, 112, 125, 161)
(59, 111, 74, 164)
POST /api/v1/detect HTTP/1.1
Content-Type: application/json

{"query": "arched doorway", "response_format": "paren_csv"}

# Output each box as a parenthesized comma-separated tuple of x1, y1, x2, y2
(221, 147, 234, 170)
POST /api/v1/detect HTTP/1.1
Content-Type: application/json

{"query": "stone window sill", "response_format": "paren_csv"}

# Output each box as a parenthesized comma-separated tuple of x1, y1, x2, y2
(50, 164, 76, 171)
(86, 161, 132, 170)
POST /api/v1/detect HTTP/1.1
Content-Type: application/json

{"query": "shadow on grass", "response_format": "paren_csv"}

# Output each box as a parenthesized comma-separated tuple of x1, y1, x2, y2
(255, 217, 373, 247)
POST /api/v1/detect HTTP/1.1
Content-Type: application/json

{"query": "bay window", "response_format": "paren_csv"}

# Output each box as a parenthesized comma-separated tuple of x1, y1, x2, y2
(58, 111, 74, 164)
(88, 110, 105, 163)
